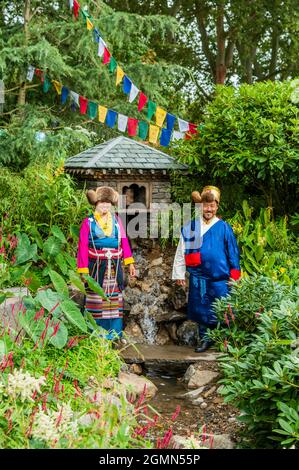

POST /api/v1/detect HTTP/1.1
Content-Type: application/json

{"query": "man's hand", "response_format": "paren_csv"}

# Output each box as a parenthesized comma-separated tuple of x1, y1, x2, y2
(129, 264, 136, 277)
(176, 279, 186, 288)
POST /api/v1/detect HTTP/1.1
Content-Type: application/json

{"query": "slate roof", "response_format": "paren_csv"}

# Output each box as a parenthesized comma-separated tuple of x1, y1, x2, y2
(64, 136, 188, 171)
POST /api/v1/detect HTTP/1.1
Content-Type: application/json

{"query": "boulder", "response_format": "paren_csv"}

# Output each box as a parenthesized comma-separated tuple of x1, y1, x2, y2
(155, 326, 171, 345)
(183, 365, 220, 389)
(150, 257, 163, 267)
(177, 321, 199, 346)
(123, 322, 145, 343)
(170, 284, 187, 310)
(118, 371, 158, 402)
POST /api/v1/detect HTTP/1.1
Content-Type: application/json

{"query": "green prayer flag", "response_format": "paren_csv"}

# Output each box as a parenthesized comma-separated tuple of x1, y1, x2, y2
(147, 100, 156, 120)
(87, 101, 98, 120)
(138, 121, 149, 140)
(43, 76, 51, 93)
(109, 57, 117, 73)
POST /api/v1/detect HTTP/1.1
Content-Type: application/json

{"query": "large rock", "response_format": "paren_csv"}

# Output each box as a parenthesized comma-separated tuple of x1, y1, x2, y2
(155, 325, 171, 345)
(0, 287, 28, 329)
(123, 322, 145, 343)
(68, 285, 84, 307)
(184, 364, 220, 389)
(150, 257, 163, 267)
(118, 371, 158, 402)
(177, 321, 199, 346)
(170, 434, 234, 449)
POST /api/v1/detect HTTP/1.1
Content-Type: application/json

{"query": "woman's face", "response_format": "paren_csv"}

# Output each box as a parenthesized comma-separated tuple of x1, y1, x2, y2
(96, 201, 112, 215)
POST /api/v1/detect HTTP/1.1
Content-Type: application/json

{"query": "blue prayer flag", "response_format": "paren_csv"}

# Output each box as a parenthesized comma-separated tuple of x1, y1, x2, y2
(61, 86, 69, 105)
(166, 113, 176, 131)
(105, 109, 117, 128)
(160, 128, 172, 147)
(123, 76, 132, 95)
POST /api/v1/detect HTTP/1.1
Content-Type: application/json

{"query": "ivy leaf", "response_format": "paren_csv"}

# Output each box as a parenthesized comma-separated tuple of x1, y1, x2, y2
(48, 270, 69, 298)
(60, 300, 87, 333)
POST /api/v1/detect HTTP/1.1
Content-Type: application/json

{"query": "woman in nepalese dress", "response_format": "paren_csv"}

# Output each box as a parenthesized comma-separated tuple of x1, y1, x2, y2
(172, 186, 241, 353)
(77, 186, 136, 340)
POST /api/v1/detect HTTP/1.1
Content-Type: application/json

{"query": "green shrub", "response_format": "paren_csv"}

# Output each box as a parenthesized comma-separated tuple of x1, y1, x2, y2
(210, 276, 299, 448)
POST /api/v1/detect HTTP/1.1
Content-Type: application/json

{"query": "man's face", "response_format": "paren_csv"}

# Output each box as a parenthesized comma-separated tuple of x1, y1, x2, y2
(202, 201, 218, 221)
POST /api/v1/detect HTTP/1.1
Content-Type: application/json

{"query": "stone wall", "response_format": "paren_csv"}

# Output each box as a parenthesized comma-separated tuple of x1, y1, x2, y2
(151, 181, 172, 204)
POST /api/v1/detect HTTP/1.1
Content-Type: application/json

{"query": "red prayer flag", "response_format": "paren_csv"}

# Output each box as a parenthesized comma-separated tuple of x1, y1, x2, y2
(79, 96, 88, 114)
(103, 48, 111, 65)
(188, 123, 198, 134)
(138, 92, 148, 112)
(185, 132, 192, 140)
(73, 0, 80, 18)
(127, 118, 139, 136)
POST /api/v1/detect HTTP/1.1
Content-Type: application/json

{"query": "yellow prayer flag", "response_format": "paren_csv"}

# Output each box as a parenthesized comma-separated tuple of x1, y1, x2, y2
(116, 66, 125, 86)
(98, 105, 108, 123)
(52, 80, 62, 95)
(155, 107, 167, 127)
(149, 124, 160, 144)
(86, 18, 93, 31)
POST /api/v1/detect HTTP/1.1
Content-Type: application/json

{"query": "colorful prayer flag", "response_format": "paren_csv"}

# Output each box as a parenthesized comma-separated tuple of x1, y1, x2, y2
(103, 47, 111, 65)
(128, 118, 138, 136)
(79, 96, 88, 114)
(98, 105, 108, 123)
(155, 107, 167, 127)
(149, 124, 159, 144)
(138, 92, 148, 112)
(129, 83, 139, 103)
(98, 38, 105, 58)
(70, 90, 79, 106)
(178, 118, 189, 132)
(147, 100, 156, 120)
(123, 76, 132, 95)
(61, 86, 69, 104)
(86, 17, 93, 31)
(93, 28, 100, 43)
(73, 0, 80, 18)
(109, 57, 117, 73)
(105, 109, 117, 128)
(43, 75, 51, 93)
(87, 101, 97, 119)
(27, 65, 35, 82)
(160, 128, 172, 147)
(52, 80, 62, 95)
(118, 114, 128, 132)
(166, 113, 176, 131)
(188, 123, 198, 134)
(116, 66, 125, 86)
(172, 130, 184, 141)
(138, 121, 149, 140)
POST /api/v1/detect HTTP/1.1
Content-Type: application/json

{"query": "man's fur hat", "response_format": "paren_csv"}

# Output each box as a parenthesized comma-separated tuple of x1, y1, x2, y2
(86, 186, 119, 206)
(191, 186, 221, 204)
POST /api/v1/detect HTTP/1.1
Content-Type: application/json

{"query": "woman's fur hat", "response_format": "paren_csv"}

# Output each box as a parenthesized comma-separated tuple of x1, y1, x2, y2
(86, 186, 119, 206)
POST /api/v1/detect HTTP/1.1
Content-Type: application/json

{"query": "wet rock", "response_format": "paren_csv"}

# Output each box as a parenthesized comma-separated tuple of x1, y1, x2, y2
(177, 321, 199, 346)
(155, 326, 171, 345)
(123, 322, 145, 343)
(118, 371, 158, 402)
(184, 365, 220, 389)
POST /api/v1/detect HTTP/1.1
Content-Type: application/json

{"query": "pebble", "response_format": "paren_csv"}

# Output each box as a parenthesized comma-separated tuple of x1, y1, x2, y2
(200, 402, 208, 409)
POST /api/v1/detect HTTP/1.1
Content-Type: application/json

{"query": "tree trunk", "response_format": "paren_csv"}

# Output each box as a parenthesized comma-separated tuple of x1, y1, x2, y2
(215, 2, 226, 84)
(17, 0, 31, 107)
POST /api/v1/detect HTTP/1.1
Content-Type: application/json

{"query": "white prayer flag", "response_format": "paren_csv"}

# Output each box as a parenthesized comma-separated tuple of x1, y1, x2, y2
(178, 118, 189, 132)
(97, 38, 106, 58)
(27, 65, 35, 82)
(70, 90, 79, 106)
(129, 83, 139, 103)
(118, 114, 128, 132)
(69, 0, 74, 8)
(172, 130, 185, 141)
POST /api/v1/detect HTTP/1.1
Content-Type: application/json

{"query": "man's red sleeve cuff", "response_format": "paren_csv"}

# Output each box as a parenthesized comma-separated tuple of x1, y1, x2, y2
(230, 269, 241, 281)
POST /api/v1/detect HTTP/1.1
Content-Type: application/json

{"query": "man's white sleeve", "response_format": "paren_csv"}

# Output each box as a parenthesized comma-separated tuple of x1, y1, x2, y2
(172, 234, 186, 280)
